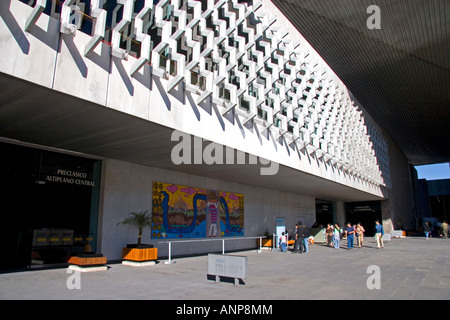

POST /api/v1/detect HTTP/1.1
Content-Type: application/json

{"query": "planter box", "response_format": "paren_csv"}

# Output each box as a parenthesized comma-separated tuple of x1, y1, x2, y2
(67, 253, 108, 272)
(256, 238, 272, 247)
(122, 247, 158, 262)
(68, 255, 107, 266)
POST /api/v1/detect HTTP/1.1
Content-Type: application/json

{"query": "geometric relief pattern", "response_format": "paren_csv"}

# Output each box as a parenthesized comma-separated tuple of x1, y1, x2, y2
(23, 0, 390, 187)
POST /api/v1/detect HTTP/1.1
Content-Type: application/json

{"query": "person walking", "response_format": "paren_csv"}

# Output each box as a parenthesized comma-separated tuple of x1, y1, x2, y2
(333, 223, 341, 249)
(345, 222, 355, 249)
(424, 221, 431, 240)
(356, 223, 365, 248)
(375, 220, 384, 248)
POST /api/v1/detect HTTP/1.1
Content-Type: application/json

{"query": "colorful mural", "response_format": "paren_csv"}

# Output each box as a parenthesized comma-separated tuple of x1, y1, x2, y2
(151, 182, 244, 239)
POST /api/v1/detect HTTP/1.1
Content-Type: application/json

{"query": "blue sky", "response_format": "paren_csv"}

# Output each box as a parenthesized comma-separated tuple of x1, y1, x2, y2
(415, 162, 450, 180)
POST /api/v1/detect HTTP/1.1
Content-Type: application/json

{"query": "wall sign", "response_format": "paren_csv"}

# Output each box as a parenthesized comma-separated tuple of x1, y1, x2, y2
(42, 167, 95, 187)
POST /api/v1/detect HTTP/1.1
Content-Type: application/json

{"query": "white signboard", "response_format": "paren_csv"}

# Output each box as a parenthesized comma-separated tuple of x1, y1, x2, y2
(275, 217, 286, 248)
(207, 254, 247, 280)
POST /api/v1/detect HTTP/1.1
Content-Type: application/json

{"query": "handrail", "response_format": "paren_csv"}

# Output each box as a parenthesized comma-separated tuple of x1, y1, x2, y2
(158, 236, 266, 264)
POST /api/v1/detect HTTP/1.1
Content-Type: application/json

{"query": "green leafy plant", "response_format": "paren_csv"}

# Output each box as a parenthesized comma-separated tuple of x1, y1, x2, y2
(117, 210, 152, 246)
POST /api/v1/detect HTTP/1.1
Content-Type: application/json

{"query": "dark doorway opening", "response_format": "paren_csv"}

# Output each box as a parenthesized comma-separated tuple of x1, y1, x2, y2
(345, 201, 382, 237)
(0, 142, 101, 271)
(429, 195, 449, 223)
(315, 199, 334, 227)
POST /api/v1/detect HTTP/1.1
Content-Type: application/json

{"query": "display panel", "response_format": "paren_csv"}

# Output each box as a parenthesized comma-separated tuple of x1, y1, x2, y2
(152, 182, 244, 239)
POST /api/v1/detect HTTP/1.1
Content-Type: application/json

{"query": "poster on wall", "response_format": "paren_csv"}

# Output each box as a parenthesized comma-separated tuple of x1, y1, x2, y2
(151, 182, 244, 239)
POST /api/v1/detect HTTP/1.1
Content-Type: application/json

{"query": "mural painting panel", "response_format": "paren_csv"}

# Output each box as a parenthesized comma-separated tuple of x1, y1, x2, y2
(151, 182, 244, 239)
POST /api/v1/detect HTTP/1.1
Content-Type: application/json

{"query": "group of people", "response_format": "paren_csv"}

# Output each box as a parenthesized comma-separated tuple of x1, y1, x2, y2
(277, 221, 311, 254)
(424, 220, 448, 239)
(324, 222, 381, 249)
(279, 219, 450, 253)
(324, 223, 344, 248)
(329, 220, 385, 249)
(282, 220, 386, 252)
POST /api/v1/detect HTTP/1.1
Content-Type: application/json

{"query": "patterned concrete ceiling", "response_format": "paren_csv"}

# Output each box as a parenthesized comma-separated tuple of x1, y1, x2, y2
(271, 0, 449, 165)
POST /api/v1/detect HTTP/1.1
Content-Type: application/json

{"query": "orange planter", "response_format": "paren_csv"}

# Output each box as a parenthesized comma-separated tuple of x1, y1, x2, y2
(259, 238, 272, 247)
(68, 256, 107, 266)
(122, 247, 158, 262)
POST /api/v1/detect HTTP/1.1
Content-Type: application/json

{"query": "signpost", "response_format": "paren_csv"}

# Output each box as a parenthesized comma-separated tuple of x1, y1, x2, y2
(275, 217, 286, 250)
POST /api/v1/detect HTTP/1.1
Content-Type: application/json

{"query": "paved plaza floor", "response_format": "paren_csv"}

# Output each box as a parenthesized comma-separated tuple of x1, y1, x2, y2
(0, 237, 449, 301)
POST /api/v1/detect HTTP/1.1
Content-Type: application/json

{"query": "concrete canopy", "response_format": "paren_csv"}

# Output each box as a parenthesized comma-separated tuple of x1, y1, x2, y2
(0, 72, 384, 202)
(272, 0, 450, 165)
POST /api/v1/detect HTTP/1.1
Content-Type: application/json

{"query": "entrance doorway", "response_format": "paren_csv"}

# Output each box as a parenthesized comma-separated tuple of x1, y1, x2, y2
(345, 201, 382, 237)
(315, 199, 334, 227)
(0, 142, 101, 271)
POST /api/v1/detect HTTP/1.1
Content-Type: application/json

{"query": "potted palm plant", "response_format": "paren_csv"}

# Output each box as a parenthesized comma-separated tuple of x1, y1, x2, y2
(117, 210, 158, 266)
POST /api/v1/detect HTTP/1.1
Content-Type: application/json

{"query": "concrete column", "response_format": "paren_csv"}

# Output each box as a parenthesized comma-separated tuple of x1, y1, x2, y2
(335, 200, 346, 226)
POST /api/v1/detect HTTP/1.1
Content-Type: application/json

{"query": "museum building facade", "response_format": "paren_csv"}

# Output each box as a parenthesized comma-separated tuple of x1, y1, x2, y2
(0, 0, 415, 270)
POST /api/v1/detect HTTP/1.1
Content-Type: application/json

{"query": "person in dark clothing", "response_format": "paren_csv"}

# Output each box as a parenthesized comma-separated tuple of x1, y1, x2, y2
(292, 224, 300, 253)
(296, 221, 310, 253)
(345, 222, 355, 249)
(301, 223, 311, 253)
(424, 221, 431, 239)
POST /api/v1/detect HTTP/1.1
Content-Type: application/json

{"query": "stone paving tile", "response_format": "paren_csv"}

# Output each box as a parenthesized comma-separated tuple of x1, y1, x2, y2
(0, 237, 449, 300)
